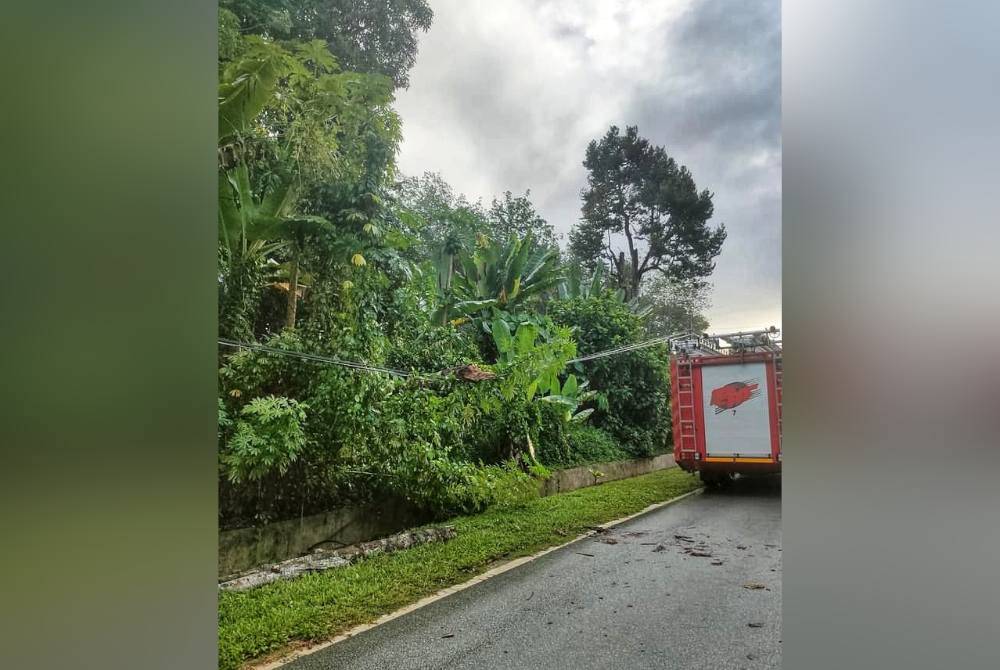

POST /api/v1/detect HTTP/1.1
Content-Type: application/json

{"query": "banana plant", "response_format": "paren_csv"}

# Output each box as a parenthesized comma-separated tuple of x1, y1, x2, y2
(490, 317, 594, 422)
(538, 374, 598, 422)
(558, 263, 606, 299)
(219, 37, 302, 145)
(432, 232, 564, 326)
(557, 263, 654, 319)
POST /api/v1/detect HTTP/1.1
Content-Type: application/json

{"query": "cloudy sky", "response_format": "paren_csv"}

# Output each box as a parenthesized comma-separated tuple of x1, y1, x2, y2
(394, 0, 780, 332)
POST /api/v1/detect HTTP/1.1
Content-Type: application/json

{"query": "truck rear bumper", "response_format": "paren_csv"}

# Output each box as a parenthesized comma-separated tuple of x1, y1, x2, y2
(676, 457, 781, 475)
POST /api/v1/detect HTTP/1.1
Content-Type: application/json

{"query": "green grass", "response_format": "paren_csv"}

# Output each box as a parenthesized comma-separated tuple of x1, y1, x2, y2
(218, 467, 700, 669)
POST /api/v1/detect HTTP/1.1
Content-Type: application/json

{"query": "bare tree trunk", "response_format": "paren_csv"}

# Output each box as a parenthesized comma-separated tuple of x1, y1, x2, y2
(285, 254, 299, 330)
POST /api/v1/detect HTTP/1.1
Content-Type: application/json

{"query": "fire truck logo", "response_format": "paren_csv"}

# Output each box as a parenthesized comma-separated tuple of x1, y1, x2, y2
(709, 379, 761, 415)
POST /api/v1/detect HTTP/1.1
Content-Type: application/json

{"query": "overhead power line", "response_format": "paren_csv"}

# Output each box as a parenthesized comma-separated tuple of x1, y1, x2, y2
(217, 338, 442, 381)
(566, 336, 674, 364)
(219, 332, 678, 379)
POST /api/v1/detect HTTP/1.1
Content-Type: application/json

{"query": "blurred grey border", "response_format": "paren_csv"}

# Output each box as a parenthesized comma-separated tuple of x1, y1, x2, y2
(0, 2, 218, 669)
(785, 1, 1000, 667)
(3, 1, 999, 669)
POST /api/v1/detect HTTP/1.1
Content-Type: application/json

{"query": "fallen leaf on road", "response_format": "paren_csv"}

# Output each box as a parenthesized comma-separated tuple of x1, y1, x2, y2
(742, 582, 767, 590)
(748, 622, 764, 628)
(652, 544, 666, 552)
(711, 560, 724, 565)
(442, 633, 455, 638)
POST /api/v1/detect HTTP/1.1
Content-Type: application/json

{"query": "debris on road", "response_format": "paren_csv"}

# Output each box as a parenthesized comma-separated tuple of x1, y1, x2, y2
(748, 622, 764, 628)
(742, 582, 767, 590)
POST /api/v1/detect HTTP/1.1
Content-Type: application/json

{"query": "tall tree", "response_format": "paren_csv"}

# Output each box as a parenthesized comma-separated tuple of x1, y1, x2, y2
(487, 190, 557, 250)
(640, 276, 711, 337)
(222, 0, 433, 88)
(218, 31, 400, 337)
(395, 171, 489, 258)
(569, 125, 726, 300)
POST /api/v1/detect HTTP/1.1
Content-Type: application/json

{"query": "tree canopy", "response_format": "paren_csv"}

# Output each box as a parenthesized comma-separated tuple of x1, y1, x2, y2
(569, 125, 726, 300)
(221, 0, 433, 88)
(487, 190, 557, 250)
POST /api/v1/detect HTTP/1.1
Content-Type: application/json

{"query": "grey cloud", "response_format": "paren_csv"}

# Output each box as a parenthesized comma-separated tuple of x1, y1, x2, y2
(395, 0, 781, 330)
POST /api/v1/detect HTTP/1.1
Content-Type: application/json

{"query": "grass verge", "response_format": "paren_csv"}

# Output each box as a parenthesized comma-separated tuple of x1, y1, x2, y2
(218, 466, 700, 670)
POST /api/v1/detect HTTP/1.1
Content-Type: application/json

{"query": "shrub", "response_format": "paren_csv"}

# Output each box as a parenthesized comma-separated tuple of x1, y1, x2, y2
(565, 424, 630, 466)
(549, 295, 671, 457)
(221, 396, 309, 484)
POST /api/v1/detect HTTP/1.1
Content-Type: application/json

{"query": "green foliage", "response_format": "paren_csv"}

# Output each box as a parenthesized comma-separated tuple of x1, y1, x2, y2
(433, 233, 563, 327)
(222, 0, 434, 89)
(640, 275, 711, 337)
(213, 5, 719, 540)
(486, 190, 558, 250)
(218, 8, 243, 61)
(217, 31, 402, 338)
(395, 171, 490, 261)
(222, 396, 309, 483)
(549, 294, 671, 457)
(558, 263, 607, 300)
(569, 124, 727, 300)
(565, 424, 630, 466)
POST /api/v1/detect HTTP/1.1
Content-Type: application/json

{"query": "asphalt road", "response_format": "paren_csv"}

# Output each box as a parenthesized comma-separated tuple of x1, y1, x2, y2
(286, 476, 781, 670)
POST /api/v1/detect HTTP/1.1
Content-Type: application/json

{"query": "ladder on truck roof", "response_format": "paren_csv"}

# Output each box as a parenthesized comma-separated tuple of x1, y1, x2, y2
(670, 326, 781, 357)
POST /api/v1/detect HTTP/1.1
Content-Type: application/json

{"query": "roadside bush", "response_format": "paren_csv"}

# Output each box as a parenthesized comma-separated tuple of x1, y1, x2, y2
(218, 332, 545, 524)
(565, 424, 629, 466)
(533, 401, 571, 465)
(383, 283, 482, 372)
(221, 396, 309, 484)
(549, 295, 671, 457)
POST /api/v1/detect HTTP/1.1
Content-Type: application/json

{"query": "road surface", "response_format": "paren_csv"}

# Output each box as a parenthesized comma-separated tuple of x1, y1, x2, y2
(286, 476, 781, 670)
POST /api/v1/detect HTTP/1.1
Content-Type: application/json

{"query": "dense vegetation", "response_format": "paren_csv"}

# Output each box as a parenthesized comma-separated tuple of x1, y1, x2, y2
(216, 4, 721, 529)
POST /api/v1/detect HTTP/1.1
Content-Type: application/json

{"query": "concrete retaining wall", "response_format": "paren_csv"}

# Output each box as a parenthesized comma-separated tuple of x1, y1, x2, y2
(219, 502, 429, 578)
(539, 453, 675, 496)
(219, 453, 675, 577)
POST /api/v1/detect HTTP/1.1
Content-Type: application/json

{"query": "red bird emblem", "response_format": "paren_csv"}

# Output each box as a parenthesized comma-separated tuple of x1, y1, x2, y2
(709, 380, 761, 414)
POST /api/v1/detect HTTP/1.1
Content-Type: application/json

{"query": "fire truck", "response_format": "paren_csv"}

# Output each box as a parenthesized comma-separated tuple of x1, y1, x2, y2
(669, 328, 782, 487)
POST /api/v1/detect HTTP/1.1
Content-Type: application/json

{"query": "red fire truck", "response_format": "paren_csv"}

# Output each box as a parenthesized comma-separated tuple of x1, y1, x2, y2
(669, 328, 782, 487)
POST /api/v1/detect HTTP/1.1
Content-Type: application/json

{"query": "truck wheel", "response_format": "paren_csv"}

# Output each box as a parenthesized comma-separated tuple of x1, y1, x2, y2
(701, 472, 735, 488)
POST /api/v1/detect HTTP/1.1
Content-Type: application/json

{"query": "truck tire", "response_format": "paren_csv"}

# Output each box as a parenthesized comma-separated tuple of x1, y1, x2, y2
(700, 472, 735, 488)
